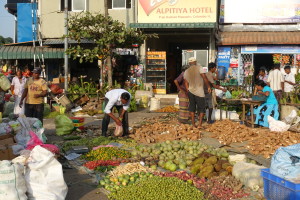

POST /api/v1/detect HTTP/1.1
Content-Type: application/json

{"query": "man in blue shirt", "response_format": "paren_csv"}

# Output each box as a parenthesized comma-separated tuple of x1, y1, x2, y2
(102, 89, 131, 136)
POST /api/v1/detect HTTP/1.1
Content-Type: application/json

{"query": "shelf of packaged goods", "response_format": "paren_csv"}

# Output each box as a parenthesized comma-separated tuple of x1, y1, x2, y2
(147, 70, 165, 72)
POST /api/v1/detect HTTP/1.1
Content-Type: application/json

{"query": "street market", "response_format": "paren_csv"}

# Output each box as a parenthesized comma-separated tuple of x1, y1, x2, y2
(1, 0, 300, 200)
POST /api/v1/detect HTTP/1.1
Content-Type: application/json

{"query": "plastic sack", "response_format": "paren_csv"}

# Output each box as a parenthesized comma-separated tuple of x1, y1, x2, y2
(283, 110, 298, 125)
(149, 97, 161, 111)
(0, 74, 11, 91)
(114, 124, 123, 137)
(270, 143, 300, 181)
(26, 131, 59, 154)
(225, 91, 232, 99)
(0, 160, 27, 200)
(268, 116, 290, 132)
(232, 161, 265, 191)
(55, 114, 74, 136)
(229, 154, 247, 165)
(25, 145, 68, 200)
(139, 95, 149, 108)
(3, 102, 14, 117)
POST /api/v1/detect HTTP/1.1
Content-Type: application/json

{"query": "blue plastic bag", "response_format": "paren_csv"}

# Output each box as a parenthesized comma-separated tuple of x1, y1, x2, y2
(225, 91, 232, 99)
(270, 143, 300, 180)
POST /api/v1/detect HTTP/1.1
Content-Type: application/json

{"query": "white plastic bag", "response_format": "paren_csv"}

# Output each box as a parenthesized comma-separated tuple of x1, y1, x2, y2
(229, 154, 247, 165)
(283, 110, 298, 125)
(0, 160, 27, 200)
(268, 116, 290, 132)
(232, 161, 265, 191)
(114, 124, 123, 137)
(25, 145, 68, 200)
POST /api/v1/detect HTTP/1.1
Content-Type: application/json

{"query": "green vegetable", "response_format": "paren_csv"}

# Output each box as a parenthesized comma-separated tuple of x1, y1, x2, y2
(108, 176, 206, 200)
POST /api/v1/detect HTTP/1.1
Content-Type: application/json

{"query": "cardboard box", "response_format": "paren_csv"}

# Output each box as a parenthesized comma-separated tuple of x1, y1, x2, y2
(52, 78, 60, 84)
(0, 133, 14, 141)
(0, 144, 16, 160)
(0, 137, 14, 145)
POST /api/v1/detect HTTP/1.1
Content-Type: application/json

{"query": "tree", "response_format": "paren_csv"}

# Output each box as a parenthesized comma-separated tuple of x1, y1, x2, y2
(0, 36, 13, 45)
(65, 12, 156, 87)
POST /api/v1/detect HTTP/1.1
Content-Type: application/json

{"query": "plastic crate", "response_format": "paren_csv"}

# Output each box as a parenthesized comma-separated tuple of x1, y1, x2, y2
(261, 169, 300, 200)
(70, 117, 85, 123)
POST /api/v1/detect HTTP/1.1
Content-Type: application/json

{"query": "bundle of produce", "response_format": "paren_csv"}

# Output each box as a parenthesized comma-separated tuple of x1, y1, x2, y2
(197, 175, 250, 200)
(154, 106, 179, 113)
(100, 172, 153, 192)
(232, 161, 265, 191)
(207, 120, 260, 145)
(131, 140, 229, 171)
(247, 131, 300, 158)
(108, 176, 206, 200)
(83, 147, 130, 161)
(131, 119, 202, 144)
(109, 163, 154, 178)
(83, 160, 121, 170)
(62, 136, 136, 152)
(190, 152, 232, 179)
(207, 120, 300, 158)
(154, 171, 205, 185)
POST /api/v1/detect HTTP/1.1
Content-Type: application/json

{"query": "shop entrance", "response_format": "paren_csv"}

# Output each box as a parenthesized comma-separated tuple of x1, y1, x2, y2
(253, 54, 273, 72)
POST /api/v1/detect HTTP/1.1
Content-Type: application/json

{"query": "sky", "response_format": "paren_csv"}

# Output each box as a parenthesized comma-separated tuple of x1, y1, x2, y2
(0, 0, 15, 39)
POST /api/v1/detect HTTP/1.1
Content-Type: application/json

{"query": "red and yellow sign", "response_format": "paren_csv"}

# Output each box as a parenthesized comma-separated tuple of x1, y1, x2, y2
(138, 0, 217, 23)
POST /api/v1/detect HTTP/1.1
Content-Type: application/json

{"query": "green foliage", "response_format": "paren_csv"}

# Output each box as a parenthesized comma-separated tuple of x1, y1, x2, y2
(0, 36, 13, 45)
(64, 12, 157, 63)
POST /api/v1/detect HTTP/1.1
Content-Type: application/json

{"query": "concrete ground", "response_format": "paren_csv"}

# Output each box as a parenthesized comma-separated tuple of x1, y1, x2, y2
(43, 111, 165, 200)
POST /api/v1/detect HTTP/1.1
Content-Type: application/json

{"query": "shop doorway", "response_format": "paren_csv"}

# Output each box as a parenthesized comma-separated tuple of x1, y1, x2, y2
(253, 54, 273, 77)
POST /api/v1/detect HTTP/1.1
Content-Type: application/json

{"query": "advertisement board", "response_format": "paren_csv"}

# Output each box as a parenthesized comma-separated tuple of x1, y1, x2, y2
(241, 46, 300, 54)
(138, 0, 217, 23)
(217, 47, 231, 70)
(223, 0, 300, 23)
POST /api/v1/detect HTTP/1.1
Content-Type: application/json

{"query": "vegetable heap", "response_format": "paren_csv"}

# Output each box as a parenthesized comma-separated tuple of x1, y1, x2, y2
(190, 152, 232, 178)
(207, 120, 300, 158)
(131, 140, 229, 171)
(83, 160, 121, 170)
(198, 176, 250, 200)
(131, 116, 202, 143)
(100, 172, 153, 193)
(108, 176, 206, 200)
(83, 147, 130, 161)
(109, 163, 154, 178)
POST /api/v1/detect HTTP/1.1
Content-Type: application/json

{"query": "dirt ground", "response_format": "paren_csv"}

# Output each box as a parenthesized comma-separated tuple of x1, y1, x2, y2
(44, 111, 165, 200)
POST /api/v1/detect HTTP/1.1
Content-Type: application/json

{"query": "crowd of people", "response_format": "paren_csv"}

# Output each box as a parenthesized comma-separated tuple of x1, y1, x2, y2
(175, 58, 298, 128)
(0, 67, 47, 124)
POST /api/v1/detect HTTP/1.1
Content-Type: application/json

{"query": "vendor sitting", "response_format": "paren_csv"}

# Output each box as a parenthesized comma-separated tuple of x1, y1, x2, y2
(102, 89, 131, 137)
(254, 80, 279, 127)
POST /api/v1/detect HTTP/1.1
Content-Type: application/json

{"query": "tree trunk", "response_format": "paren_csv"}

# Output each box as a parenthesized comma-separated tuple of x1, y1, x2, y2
(104, 0, 112, 87)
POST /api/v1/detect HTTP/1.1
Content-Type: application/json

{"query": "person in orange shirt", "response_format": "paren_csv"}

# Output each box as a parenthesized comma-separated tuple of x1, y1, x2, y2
(19, 68, 47, 123)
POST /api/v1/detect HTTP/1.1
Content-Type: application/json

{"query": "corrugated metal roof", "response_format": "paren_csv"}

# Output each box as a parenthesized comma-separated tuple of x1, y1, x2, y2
(218, 32, 300, 45)
(0, 46, 65, 59)
(43, 39, 94, 45)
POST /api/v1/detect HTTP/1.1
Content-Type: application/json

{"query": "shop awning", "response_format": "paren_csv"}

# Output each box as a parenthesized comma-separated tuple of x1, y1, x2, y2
(130, 23, 215, 29)
(0, 46, 65, 59)
(218, 32, 300, 45)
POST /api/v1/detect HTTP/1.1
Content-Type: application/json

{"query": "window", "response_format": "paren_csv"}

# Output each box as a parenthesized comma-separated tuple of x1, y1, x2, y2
(72, 0, 86, 11)
(60, 0, 86, 11)
(108, 0, 131, 9)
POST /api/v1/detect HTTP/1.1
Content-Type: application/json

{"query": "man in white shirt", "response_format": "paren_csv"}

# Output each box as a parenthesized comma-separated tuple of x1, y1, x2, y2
(102, 89, 131, 136)
(267, 64, 284, 102)
(284, 66, 296, 94)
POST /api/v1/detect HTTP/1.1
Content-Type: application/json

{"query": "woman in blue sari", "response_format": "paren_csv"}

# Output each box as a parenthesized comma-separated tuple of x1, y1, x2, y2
(254, 80, 279, 127)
